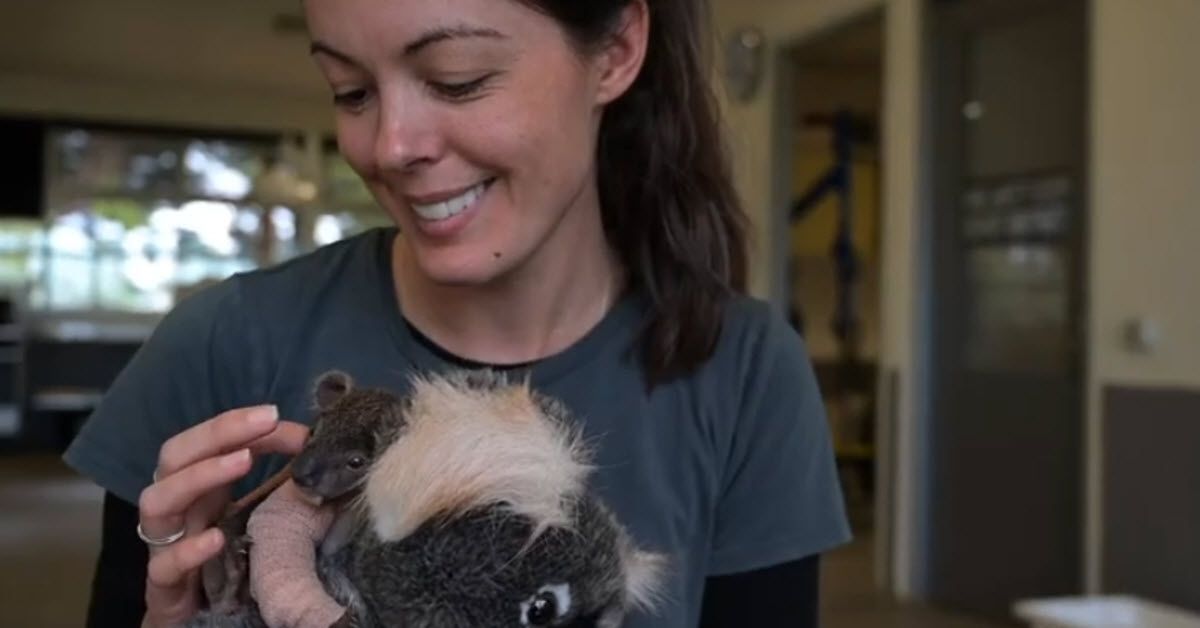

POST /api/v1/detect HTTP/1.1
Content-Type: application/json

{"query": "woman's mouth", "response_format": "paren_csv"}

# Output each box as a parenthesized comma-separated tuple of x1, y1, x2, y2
(410, 178, 495, 222)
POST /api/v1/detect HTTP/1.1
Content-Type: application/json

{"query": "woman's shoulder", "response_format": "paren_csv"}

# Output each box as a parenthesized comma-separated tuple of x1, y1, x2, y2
(714, 293, 810, 370)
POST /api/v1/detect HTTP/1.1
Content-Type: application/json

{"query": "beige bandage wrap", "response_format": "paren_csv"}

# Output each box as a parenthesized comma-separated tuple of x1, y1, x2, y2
(247, 480, 347, 628)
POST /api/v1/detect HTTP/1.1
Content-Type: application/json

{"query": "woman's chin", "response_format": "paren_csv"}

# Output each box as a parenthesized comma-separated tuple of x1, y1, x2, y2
(412, 255, 508, 288)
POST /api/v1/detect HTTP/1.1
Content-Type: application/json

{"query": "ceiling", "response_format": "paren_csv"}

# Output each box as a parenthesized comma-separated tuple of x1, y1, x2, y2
(0, 0, 322, 96)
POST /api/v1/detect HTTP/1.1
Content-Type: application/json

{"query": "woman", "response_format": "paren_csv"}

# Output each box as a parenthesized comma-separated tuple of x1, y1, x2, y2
(66, 0, 851, 626)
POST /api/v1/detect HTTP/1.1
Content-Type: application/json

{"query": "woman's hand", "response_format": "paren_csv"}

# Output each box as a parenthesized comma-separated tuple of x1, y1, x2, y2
(135, 405, 309, 628)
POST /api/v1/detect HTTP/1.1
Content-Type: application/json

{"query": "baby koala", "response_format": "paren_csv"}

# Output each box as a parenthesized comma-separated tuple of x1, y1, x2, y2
(188, 371, 405, 628)
(289, 370, 407, 507)
(189, 368, 665, 628)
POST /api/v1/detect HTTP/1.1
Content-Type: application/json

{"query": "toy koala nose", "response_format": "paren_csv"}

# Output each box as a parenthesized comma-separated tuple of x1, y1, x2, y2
(292, 455, 322, 490)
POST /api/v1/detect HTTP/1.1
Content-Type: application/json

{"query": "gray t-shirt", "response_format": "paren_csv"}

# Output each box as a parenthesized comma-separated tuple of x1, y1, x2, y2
(64, 227, 851, 627)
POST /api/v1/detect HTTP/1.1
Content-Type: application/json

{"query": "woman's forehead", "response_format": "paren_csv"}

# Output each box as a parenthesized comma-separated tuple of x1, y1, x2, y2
(303, 0, 555, 52)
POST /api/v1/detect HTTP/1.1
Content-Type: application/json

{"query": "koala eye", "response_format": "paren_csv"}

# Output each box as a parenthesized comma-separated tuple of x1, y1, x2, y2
(346, 455, 366, 470)
(522, 584, 570, 626)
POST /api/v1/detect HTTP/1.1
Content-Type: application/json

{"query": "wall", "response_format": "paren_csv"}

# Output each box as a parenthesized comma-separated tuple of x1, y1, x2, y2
(1088, 0, 1200, 390)
(1087, 0, 1200, 595)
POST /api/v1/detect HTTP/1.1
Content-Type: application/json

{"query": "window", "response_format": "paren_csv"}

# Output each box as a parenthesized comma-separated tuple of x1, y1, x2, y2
(13, 125, 385, 314)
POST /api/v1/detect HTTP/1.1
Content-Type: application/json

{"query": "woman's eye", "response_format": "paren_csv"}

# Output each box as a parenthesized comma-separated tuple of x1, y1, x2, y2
(332, 88, 370, 110)
(430, 74, 493, 101)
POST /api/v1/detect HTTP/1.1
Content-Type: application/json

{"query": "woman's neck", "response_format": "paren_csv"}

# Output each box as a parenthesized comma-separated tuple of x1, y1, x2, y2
(391, 210, 624, 366)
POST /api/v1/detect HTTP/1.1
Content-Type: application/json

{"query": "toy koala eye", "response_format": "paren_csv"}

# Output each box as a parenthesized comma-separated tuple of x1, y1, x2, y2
(522, 584, 570, 626)
(346, 455, 366, 470)
(525, 592, 556, 625)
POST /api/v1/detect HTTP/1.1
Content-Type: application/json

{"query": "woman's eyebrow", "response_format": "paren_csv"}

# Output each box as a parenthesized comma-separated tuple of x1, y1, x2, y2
(402, 24, 507, 56)
(309, 24, 506, 66)
(310, 40, 358, 66)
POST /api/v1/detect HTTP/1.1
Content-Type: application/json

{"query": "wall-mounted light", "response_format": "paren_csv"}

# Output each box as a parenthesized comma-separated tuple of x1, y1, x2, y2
(724, 27, 766, 104)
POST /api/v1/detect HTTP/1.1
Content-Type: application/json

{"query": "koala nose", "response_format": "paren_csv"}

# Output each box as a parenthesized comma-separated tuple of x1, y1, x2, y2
(291, 454, 322, 490)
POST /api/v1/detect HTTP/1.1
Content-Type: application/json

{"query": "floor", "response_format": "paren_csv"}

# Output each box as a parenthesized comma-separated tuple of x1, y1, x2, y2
(818, 507, 1011, 628)
(1, 454, 1011, 627)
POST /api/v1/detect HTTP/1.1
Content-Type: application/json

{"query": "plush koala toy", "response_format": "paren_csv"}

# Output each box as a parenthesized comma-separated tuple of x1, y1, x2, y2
(185, 370, 665, 628)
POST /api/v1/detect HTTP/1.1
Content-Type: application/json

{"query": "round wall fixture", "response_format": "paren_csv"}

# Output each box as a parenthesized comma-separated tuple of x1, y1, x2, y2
(724, 26, 766, 103)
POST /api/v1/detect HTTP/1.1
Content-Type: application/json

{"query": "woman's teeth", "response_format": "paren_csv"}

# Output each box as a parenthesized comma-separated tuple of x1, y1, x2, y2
(412, 181, 487, 221)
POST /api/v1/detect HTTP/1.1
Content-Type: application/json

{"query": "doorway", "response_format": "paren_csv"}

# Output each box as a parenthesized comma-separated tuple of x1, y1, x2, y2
(784, 10, 883, 531)
(777, 9, 890, 618)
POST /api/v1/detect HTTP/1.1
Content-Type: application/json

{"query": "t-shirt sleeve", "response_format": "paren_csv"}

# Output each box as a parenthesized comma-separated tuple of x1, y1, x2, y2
(707, 309, 852, 576)
(62, 278, 260, 505)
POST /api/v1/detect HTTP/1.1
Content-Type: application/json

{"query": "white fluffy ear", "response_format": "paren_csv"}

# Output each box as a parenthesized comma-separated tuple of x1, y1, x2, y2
(623, 548, 668, 612)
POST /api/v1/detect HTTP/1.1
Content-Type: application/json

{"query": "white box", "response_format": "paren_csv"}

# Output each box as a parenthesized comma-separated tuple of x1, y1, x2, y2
(1015, 596, 1200, 628)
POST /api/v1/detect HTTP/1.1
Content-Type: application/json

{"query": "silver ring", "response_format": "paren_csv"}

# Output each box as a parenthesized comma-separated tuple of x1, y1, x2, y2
(137, 522, 186, 547)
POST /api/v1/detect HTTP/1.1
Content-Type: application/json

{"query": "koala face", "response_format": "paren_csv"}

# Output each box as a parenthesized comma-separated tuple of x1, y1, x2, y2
(290, 440, 371, 501)
(291, 371, 407, 502)
(353, 498, 645, 628)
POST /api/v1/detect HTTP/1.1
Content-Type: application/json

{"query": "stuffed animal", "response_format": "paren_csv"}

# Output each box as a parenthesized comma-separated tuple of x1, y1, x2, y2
(185, 370, 665, 628)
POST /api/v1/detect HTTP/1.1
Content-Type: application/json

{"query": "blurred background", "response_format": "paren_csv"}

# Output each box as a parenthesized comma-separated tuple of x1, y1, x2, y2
(0, 0, 1197, 626)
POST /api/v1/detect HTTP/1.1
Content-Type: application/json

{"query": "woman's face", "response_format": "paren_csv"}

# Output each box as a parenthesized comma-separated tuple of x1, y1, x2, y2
(305, 0, 641, 286)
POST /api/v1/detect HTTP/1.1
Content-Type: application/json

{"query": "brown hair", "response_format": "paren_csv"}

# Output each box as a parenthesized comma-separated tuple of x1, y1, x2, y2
(521, 0, 751, 387)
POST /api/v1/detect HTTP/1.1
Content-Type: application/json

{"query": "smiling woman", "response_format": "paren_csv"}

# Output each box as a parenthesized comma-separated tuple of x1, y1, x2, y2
(63, 1, 850, 627)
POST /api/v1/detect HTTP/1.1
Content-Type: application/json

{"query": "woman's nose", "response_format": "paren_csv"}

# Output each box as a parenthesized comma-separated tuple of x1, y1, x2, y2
(374, 95, 439, 174)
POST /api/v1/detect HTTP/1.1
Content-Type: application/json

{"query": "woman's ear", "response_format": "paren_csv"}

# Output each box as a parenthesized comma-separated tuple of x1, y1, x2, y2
(593, 0, 650, 106)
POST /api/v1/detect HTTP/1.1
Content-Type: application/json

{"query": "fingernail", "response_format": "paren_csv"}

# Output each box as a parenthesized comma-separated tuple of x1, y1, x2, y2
(223, 449, 250, 468)
(249, 405, 278, 426)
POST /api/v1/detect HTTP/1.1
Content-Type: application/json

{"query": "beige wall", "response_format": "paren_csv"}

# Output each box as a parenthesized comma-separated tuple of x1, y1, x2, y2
(1086, 0, 1200, 592)
(1089, 0, 1200, 387)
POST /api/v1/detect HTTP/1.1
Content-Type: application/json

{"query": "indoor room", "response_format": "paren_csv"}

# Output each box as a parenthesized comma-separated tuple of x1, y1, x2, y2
(1, 0, 1197, 626)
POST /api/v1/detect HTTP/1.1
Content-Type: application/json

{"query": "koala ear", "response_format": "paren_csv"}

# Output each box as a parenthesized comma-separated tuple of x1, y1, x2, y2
(315, 370, 354, 409)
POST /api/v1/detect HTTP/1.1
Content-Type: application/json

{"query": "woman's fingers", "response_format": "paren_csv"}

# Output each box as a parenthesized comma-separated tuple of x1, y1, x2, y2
(138, 449, 252, 541)
(136, 405, 302, 628)
(143, 527, 225, 625)
(145, 528, 224, 589)
(247, 421, 311, 458)
(156, 405, 279, 478)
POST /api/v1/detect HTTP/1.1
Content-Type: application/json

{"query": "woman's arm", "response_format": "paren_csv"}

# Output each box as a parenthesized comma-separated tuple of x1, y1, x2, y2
(86, 493, 148, 628)
(700, 555, 820, 628)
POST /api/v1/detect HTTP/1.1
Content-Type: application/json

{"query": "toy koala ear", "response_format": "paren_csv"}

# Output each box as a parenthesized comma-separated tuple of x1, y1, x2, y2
(623, 549, 668, 613)
(315, 370, 354, 409)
